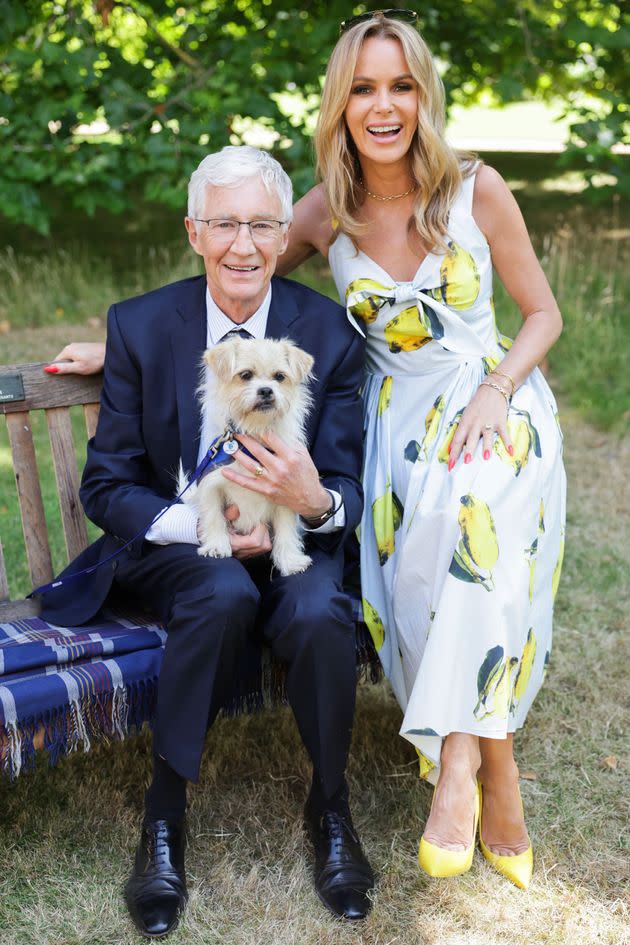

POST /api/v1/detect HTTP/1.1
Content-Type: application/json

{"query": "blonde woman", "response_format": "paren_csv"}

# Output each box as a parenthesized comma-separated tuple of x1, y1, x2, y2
(48, 11, 566, 890)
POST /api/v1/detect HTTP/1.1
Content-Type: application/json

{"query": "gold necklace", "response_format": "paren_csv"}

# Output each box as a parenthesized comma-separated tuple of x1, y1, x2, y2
(360, 179, 416, 201)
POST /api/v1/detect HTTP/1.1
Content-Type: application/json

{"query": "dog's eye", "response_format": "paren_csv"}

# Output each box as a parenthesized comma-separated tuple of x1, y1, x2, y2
(239, 370, 254, 381)
(273, 372, 286, 382)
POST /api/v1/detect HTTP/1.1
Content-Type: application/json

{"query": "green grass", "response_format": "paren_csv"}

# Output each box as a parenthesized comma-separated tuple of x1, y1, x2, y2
(0, 406, 628, 945)
(495, 209, 630, 432)
(0, 244, 203, 327)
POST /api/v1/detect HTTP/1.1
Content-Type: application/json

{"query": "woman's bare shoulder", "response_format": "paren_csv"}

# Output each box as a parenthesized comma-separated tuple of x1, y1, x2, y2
(472, 163, 526, 242)
(294, 183, 335, 247)
(473, 163, 513, 205)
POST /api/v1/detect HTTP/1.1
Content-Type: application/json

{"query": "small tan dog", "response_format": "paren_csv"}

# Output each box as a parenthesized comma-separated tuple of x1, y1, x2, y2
(181, 336, 315, 576)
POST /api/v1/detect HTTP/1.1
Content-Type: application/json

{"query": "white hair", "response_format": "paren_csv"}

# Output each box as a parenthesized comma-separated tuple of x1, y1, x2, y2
(187, 145, 293, 225)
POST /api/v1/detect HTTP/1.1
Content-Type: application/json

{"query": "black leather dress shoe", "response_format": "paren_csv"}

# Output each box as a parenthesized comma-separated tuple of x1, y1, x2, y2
(305, 806, 374, 920)
(124, 818, 188, 938)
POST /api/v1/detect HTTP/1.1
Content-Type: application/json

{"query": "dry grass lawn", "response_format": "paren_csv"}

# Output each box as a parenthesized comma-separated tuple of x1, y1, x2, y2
(0, 396, 628, 945)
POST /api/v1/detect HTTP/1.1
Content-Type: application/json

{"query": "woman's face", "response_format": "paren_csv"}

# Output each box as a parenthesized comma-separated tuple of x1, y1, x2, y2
(344, 36, 419, 172)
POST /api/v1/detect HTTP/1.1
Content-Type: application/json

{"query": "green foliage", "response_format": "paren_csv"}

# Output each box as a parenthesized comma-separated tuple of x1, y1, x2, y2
(0, 1, 628, 233)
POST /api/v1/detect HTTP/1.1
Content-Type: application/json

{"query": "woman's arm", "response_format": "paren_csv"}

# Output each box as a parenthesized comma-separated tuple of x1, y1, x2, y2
(448, 164, 563, 468)
(276, 183, 335, 276)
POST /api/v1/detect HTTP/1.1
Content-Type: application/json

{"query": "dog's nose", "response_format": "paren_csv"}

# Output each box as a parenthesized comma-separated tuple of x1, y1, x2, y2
(258, 387, 274, 399)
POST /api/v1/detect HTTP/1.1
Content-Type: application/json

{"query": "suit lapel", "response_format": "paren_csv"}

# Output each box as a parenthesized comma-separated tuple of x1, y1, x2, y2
(170, 277, 207, 475)
(266, 277, 320, 445)
(265, 276, 302, 341)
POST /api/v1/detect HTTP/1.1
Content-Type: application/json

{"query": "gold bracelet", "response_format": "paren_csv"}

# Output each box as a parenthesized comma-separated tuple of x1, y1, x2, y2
(480, 381, 511, 406)
(491, 369, 516, 397)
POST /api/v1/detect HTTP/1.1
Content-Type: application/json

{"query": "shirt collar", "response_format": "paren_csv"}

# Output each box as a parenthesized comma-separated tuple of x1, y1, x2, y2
(205, 285, 272, 345)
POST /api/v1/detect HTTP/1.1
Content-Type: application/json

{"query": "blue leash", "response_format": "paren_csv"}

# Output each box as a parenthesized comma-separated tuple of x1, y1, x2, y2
(30, 428, 254, 598)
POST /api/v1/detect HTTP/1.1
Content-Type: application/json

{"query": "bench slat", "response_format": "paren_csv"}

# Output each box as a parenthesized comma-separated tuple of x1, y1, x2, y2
(0, 539, 8, 602)
(0, 363, 102, 414)
(0, 597, 41, 620)
(84, 402, 100, 440)
(5, 411, 54, 589)
(46, 406, 89, 560)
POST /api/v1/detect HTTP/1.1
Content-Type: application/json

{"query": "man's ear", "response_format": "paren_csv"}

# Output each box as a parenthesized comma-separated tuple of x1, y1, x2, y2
(276, 220, 291, 257)
(282, 340, 314, 384)
(185, 216, 203, 256)
(204, 339, 240, 380)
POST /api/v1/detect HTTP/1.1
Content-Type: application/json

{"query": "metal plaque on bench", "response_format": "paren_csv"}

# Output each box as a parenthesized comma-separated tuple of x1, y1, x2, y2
(0, 374, 25, 404)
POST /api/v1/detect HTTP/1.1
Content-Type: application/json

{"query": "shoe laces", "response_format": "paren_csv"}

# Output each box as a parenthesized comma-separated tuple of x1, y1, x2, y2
(146, 821, 174, 867)
(321, 812, 358, 854)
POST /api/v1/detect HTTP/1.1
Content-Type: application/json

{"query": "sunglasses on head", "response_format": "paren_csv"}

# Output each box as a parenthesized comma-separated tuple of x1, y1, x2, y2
(339, 8, 418, 35)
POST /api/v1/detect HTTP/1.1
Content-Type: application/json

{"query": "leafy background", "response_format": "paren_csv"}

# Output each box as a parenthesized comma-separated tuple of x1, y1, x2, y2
(1, 0, 628, 234)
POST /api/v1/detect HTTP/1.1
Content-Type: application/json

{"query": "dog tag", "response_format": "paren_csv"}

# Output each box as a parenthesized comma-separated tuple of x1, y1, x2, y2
(224, 439, 238, 455)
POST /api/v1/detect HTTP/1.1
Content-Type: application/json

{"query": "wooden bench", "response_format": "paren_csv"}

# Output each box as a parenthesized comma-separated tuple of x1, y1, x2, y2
(0, 363, 103, 621)
(0, 362, 377, 777)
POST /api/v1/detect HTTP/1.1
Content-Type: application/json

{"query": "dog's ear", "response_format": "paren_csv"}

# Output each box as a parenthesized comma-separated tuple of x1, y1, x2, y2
(282, 341, 314, 384)
(204, 339, 239, 380)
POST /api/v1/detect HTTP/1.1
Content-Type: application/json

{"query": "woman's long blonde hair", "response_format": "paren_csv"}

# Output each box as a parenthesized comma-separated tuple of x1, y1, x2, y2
(315, 16, 476, 252)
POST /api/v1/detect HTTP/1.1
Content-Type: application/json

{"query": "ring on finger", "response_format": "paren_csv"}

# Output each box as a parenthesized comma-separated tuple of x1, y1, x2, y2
(254, 464, 265, 478)
(483, 424, 493, 432)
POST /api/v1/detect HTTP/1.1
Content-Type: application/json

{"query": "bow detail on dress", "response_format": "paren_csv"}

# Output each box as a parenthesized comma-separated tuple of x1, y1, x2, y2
(345, 277, 490, 359)
(394, 282, 418, 305)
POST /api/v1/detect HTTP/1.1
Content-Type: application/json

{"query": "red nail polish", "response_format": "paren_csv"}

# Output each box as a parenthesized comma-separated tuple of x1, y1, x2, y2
(464, 452, 472, 464)
(44, 365, 59, 374)
(508, 444, 514, 456)
(483, 449, 490, 460)
(448, 457, 455, 472)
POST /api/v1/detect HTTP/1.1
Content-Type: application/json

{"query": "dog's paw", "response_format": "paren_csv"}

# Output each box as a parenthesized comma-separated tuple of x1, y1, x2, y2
(274, 552, 312, 576)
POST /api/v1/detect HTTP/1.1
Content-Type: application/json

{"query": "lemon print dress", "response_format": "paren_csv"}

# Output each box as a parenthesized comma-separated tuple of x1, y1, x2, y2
(328, 168, 567, 782)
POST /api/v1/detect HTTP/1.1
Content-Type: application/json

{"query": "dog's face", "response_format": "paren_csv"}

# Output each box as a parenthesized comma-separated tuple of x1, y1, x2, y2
(203, 337, 314, 433)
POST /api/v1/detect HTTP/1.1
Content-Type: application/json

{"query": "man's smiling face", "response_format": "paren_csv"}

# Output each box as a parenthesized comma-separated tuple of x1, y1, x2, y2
(185, 176, 289, 322)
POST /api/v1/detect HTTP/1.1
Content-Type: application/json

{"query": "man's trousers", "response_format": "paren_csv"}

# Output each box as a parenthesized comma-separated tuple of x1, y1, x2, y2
(114, 542, 358, 796)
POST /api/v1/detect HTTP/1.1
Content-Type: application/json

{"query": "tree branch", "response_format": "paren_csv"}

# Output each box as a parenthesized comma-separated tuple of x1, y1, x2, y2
(119, 2, 203, 71)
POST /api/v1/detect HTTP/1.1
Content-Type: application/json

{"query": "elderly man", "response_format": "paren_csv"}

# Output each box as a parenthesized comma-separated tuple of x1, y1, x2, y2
(40, 146, 373, 936)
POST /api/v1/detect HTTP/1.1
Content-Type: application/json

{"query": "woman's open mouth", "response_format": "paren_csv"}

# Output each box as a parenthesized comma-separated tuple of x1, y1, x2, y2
(367, 124, 402, 141)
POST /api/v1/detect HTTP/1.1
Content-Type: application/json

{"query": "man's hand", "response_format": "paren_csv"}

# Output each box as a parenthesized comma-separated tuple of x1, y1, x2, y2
(224, 504, 272, 559)
(221, 432, 331, 519)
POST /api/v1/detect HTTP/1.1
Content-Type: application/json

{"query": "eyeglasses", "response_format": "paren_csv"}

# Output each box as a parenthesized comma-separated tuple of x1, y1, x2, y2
(339, 8, 418, 34)
(193, 218, 287, 244)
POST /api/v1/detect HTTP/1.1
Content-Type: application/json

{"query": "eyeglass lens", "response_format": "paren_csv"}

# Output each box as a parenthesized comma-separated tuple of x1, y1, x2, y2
(204, 220, 283, 243)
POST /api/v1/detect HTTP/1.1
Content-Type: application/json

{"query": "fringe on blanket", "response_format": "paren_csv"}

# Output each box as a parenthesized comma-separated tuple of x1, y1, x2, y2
(0, 677, 158, 780)
(219, 620, 383, 718)
(0, 624, 382, 778)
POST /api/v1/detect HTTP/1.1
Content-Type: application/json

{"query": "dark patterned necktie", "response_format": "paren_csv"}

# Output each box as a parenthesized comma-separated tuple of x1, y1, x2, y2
(220, 327, 252, 342)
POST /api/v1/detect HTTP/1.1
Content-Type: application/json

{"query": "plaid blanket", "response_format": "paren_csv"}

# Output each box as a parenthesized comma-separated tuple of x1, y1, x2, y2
(0, 598, 376, 779)
(0, 611, 166, 778)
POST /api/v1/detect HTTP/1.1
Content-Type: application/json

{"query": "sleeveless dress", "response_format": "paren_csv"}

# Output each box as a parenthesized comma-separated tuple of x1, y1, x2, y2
(328, 169, 567, 783)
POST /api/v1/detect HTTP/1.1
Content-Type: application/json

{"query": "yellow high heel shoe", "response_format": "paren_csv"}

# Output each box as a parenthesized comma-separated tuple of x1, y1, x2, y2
(418, 782, 480, 877)
(478, 782, 533, 889)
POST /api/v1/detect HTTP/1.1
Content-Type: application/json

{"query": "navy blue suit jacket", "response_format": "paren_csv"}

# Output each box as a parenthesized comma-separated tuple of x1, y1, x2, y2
(40, 274, 365, 626)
